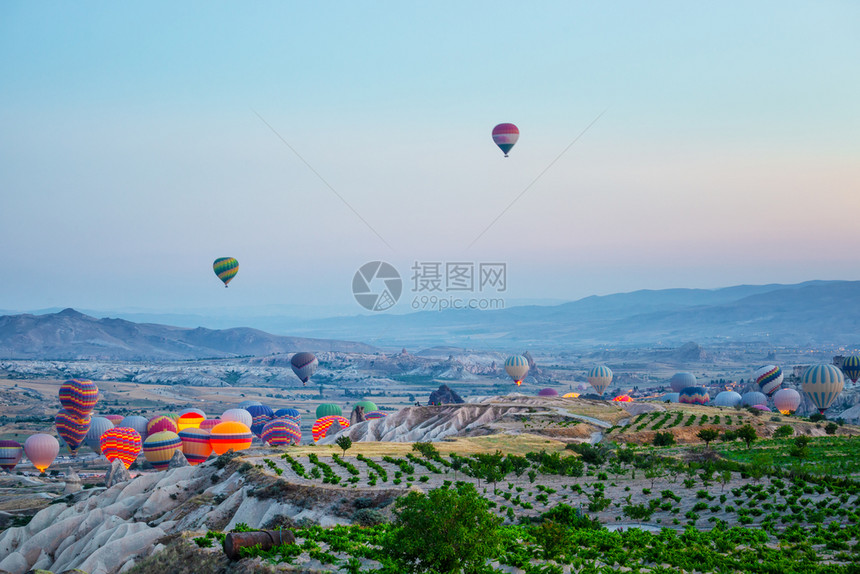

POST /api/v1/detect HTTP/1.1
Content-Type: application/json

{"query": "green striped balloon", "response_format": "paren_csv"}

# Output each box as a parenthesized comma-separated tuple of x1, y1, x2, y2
(213, 257, 239, 287)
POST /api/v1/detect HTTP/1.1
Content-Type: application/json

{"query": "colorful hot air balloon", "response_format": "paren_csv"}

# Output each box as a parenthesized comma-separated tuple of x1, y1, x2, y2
(274, 408, 301, 424)
(103, 414, 124, 427)
(712, 391, 742, 408)
(178, 428, 212, 465)
(177, 412, 205, 432)
(179, 407, 207, 418)
(612, 395, 633, 403)
(200, 419, 221, 432)
(147, 415, 178, 436)
(25, 434, 60, 472)
(754, 365, 783, 396)
(85, 417, 115, 454)
(562, 392, 580, 399)
(679, 387, 709, 405)
(55, 409, 91, 454)
(120, 416, 149, 440)
(143, 431, 183, 471)
(0, 440, 23, 472)
(364, 410, 387, 420)
(587, 365, 613, 396)
(741, 391, 768, 408)
(261, 419, 301, 446)
(670, 373, 697, 393)
(312, 415, 350, 442)
(316, 403, 343, 419)
(209, 421, 253, 455)
(221, 408, 253, 429)
(801, 364, 844, 414)
(492, 123, 519, 157)
(59, 379, 99, 417)
(841, 356, 860, 383)
(537, 388, 559, 397)
(100, 427, 142, 469)
(505, 355, 529, 386)
(213, 257, 239, 287)
(291, 352, 318, 386)
(773, 388, 802, 415)
(247, 405, 275, 437)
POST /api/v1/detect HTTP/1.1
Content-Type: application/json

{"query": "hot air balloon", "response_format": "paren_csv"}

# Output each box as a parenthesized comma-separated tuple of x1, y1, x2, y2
(537, 388, 559, 397)
(147, 415, 178, 436)
(261, 419, 301, 446)
(238, 400, 262, 410)
(275, 408, 301, 424)
(841, 356, 860, 383)
(179, 407, 206, 418)
(587, 366, 613, 396)
(59, 379, 99, 417)
(143, 431, 183, 470)
(100, 427, 142, 469)
(712, 391, 742, 408)
(752, 405, 771, 412)
(221, 408, 253, 429)
(120, 415, 149, 440)
(0, 440, 23, 472)
(364, 411, 387, 420)
(492, 123, 519, 157)
(24, 434, 60, 473)
(246, 405, 275, 437)
(316, 403, 343, 419)
(103, 414, 124, 427)
(291, 352, 318, 386)
(354, 400, 378, 413)
(312, 415, 350, 442)
(801, 364, 844, 414)
(200, 419, 221, 432)
(505, 355, 529, 386)
(773, 388, 802, 415)
(562, 392, 580, 399)
(85, 417, 115, 454)
(178, 428, 212, 465)
(177, 412, 205, 432)
(55, 409, 91, 454)
(213, 257, 239, 287)
(754, 365, 783, 396)
(679, 387, 709, 405)
(741, 391, 767, 408)
(661, 393, 680, 403)
(670, 373, 697, 393)
(209, 421, 253, 455)
(612, 395, 633, 402)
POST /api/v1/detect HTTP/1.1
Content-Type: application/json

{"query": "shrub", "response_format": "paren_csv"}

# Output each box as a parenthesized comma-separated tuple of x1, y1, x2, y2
(773, 425, 794, 439)
(352, 508, 388, 526)
(653, 432, 675, 447)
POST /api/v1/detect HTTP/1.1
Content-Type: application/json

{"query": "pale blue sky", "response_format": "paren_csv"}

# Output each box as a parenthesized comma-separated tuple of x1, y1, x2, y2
(1, 1, 858, 316)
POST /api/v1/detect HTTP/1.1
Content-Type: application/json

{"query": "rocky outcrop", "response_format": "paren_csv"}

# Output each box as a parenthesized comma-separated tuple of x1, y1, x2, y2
(350, 405, 366, 424)
(104, 460, 130, 488)
(428, 384, 463, 405)
(167, 450, 190, 469)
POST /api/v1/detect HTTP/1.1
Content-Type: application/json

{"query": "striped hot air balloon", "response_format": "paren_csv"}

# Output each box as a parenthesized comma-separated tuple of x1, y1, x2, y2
(261, 419, 301, 446)
(801, 364, 844, 414)
(274, 408, 301, 424)
(238, 400, 262, 410)
(177, 412, 205, 432)
(754, 365, 783, 396)
(505, 355, 529, 386)
(492, 123, 519, 157)
(120, 416, 149, 440)
(221, 408, 253, 429)
(147, 415, 178, 436)
(679, 387, 709, 405)
(213, 257, 239, 287)
(841, 356, 860, 383)
(103, 415, 124, 427)
(291, 352, 318, 385)
(59, 379, 99, 417)
(364, 411, 387, 420)
(178, 428, 212, 465)
(588, 365, 613, 396)
(100, 427, 142, 469)
(200, 419, 221, 432)
(773, 388, 802, 415)
(24, 434, 60, 473)
(209, 421, 253, 455)
(312, 415, 350, 442)
(0, 440, 23, 472)
(670, 373, 697, 393)
(612, 395, 633, 403)
(712, 391, 742, 408)
(85, 417, 115, 454)
(179, 407, 207, 418)
(55, 409, 91, 454)
(143, 431, 183, 471)
(246, 405, 275, 437)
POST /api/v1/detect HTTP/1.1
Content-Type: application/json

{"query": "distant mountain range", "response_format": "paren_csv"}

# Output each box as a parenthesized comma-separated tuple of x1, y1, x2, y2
(0, 308, 377, 361)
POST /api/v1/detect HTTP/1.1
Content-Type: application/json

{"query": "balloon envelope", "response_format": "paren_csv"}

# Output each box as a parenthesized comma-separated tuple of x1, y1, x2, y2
(143, 431, 183, 471)
(612, 395, 633, 402)
(587, 365, 613, 396)
(238, 400, 262, 410)
(712, 391, 742, 408)
(103, 415, 124, 427)
(246, 405, 275, 437)
(773, 388, 802, 415)
(177, 412, 205, 432)
(213, 257, 239, 287)
(316, 403, 342, 419)
(741, 391, 768, 408)
(0, 440, 23, 472)
(178, 428, 212, 465)
(670, 373, 697, 393)
(364, 410, 387, 419)
(537, 388, 558, 397)
(120, 416, 149, 440)
(801, 364, 844, 414)
(200, 419, 221, 431)
(754, 365, 784, 396)
(59, 379, 99, 417)
(262, 419, 301, 446)
(562, 392, 580, 399)
(353, 400, 378, 413)
(221, 408, 253, 429)
(24, 434, 60, 472)
(841, 356, 860, 383)
(210, 421, 253, 455)
(85, 417, 115, 454)
(274, 408, 301, 423)
(55, 409, 91, 454)
(147, 415, 178, 436)
(100, 427, 142, 469)
(504, 355, 529, 386)
(312, 416, 350, 442)
(291, 352, 318, 384)
(679, 387, 709, 405)
(492, 123, 520, 156)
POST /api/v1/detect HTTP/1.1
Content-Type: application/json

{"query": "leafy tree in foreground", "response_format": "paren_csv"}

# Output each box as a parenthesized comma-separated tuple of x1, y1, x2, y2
(773, 425, 794, 439)
(381, 482, 503, 574)
(412, 441, 440, 460)
(736, 424, 757, 450)
(335, 435, 352, 456)
(697, 428, 719, 448)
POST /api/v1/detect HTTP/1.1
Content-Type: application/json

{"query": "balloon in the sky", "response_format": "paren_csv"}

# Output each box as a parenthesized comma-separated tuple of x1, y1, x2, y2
(178, 428, 212, 465)
(143, 431, 183, 471)
(801, 364, 844, 414)
(261, 419, 301, 446)
(120, 416, 149, 440)
(147, 415, 178, 436)
(59, 379, 99, 417)
(773, 388, 802, 415)
(492, 123, 520, 157)
(85, 417, 115, 454)
(364, 411, 387, 420)
(291, 352, 319, 385)
(246, 405, 275, 437)
(55, 409, 91, 454)
(754, 365, 783, 396)
(505, 355, 529, 386)
(679, 387, 709, 405)
(312, 415, 350, 442)
(0, 440, 23, 472)
(209, 421, 253, 455)
(213, 257, 239, 287)
(712, 391, 742, 408)
(221, 408, 253, 429)
(24, 434, 60, 472)
(841, 356, 860, 383)
(316, 403, 343, 419)
(587, 365, 613, 396)
(100, 427, 142, 469)
(670, 373, 697, 393)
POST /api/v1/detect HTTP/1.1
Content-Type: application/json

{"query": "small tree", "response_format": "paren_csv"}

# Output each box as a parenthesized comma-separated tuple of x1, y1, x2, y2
(653, 432, 675, 447)
(721, 430, 737, 443)
(789, 435, 810, 459)
(736, 424, 757, 450)
(412, 441, 439, 460)
(773, 425, 794, 439)
(825, 422, 838, 435)
(335, 435, 352, 456)
(696, 428, 719, 448)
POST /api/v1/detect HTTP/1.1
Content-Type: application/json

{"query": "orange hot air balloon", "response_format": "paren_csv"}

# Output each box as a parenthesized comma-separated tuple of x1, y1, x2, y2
(147, 415, 178, 435)
(59, 379, 99, 417)
(24, 434, 60, 473)
(178, 427, 212, 465)
(100, 427, 143, 469)
(143, 431, 183, 471)
(312, 415, 350, 442)
(209, 421, 253, 455)
(177, 412, 205, 432)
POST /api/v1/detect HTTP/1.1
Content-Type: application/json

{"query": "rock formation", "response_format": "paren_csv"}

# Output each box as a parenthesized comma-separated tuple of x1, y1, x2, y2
(350, 405, 366, 424)
(428, 384, 463, 405)
(104, 460, 131, 488)
(167, 450, 190, 469)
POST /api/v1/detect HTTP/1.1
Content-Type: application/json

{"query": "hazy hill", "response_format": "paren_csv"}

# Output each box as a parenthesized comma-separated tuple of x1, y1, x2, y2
(0, 308, 377, 360)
